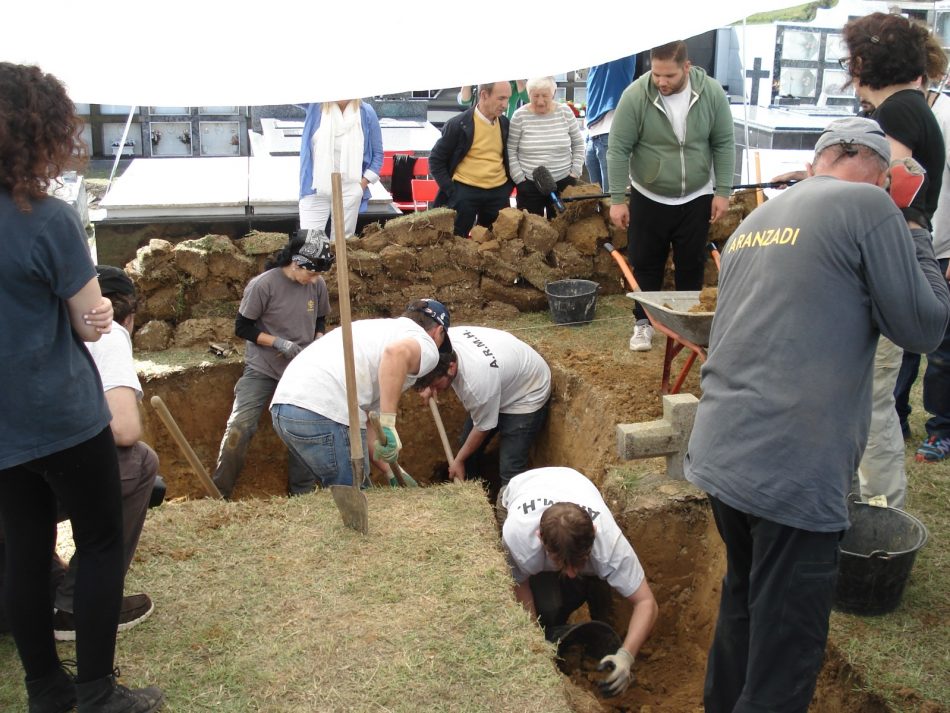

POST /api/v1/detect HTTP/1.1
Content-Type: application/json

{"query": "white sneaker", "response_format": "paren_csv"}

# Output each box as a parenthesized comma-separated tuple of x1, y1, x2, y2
(629, 321, 654, 352)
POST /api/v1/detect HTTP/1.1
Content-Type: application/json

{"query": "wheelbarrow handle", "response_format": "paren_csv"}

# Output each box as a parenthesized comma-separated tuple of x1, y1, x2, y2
(602, 242, 640, 292)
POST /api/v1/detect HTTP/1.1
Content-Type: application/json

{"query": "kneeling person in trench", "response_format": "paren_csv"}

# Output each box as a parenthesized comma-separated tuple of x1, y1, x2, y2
(500, 467, 658, 698)
(270, 299, 452, 491)
(415, 326, 551, 489)
(212, 233, 332, 499)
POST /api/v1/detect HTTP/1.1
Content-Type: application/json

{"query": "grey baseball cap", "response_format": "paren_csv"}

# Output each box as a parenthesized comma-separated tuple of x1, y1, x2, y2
(814, 117, 890, 163)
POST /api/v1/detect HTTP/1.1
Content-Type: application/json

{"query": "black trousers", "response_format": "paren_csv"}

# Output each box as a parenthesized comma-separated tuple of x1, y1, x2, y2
(516, 175, 576, 217)
(0, 428, 124, 683)
(705, 496, 841, 713)
(447, 180, 513, 237)
(626, 190, 712, 320)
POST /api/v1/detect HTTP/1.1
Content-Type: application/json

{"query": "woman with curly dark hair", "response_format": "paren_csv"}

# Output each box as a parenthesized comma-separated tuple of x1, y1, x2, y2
(840, 14, 947, 504)
(842, 12, 943, 227)
(0, 62, 163, 712)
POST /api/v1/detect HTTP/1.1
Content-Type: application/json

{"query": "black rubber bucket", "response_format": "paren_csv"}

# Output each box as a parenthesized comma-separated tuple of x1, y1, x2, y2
(833, 500, 928, 616)
(545, 279, 599, 326)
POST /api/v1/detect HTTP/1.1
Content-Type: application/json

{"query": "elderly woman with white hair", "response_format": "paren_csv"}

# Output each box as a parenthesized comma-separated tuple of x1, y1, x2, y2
(507, 77, 585, 216)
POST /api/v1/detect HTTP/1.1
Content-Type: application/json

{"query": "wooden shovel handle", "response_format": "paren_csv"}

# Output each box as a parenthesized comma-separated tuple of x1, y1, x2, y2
(332, 172, 364, 467)
(429, 399, 454, 463)
(150, 395, 223, 499)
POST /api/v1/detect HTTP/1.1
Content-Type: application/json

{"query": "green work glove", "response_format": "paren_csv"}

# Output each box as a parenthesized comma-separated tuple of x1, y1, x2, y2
(387, 468, 418, 487)
(373, 412, 402, 464)
(273, 337, 302, 360)
(598, 648, 635, 697)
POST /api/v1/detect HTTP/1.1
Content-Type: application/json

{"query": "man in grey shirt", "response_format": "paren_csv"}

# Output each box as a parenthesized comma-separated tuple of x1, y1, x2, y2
(684, 117, 950, 713)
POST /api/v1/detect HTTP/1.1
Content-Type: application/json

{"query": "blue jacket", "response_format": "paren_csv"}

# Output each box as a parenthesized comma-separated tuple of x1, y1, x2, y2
(298, 102, 384, 210)
(586, 55, 637, 127)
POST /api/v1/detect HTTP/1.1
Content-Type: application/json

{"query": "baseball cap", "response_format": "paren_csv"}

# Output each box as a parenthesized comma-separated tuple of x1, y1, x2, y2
(409, 298, 453, 353)
(95, 265, 135, 296)
(814, 117, 890, 163)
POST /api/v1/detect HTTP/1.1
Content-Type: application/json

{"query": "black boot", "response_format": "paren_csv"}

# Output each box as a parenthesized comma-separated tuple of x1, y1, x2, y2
(26, 666, 76, 713)
(75, 673, 163, 713)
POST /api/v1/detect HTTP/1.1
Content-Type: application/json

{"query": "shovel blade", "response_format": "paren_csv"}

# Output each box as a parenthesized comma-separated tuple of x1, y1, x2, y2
(329, 485, 368, 534)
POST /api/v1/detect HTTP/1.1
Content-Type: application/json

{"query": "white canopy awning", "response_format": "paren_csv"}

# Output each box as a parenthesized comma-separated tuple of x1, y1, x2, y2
(7, 0, 803, 105)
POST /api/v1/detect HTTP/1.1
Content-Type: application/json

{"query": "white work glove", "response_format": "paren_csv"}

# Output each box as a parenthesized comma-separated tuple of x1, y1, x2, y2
(373, 412, 402, 464)
(598, 648, 635, 697)
(272, 337, 302, 360)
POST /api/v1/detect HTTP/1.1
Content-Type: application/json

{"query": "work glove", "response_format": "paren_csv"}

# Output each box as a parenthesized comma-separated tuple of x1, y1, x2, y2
(387, 468, 418, 488)
(373, 412, 402, 464)
(273, 337, 302, 360)
(598, 648, 635, 698)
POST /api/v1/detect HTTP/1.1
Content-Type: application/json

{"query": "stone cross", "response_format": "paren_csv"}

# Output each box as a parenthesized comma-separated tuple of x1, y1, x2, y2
(616, 394, 699, 480)
(745, 57, 770, 106)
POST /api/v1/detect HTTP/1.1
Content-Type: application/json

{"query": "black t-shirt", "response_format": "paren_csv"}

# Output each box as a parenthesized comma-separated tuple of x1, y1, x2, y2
(873, 89, 945, 228)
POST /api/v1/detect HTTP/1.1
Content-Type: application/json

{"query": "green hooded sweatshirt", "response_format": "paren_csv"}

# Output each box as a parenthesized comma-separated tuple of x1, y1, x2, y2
(606, 65, 735, 203)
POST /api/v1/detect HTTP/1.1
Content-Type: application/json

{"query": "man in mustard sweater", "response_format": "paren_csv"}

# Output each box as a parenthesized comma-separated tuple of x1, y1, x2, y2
(430, 82, 514, 237)
(607, 40, 735, 352)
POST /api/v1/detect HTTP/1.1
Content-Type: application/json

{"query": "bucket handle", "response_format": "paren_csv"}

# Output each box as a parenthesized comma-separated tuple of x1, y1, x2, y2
(868, 549, 891, 561)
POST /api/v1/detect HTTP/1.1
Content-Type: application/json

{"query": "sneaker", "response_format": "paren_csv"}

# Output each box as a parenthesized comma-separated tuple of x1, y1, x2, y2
(629, 320, 655, 352)
(915, 435, 950, 463)
(54, 593, 154, 642)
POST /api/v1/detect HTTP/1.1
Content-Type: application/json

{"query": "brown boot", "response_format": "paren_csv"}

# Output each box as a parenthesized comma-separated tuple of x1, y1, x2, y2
(75, 673, 163, 713)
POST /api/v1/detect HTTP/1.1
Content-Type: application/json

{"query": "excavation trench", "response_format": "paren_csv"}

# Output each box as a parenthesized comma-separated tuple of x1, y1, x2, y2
(138, 353, 890, 713)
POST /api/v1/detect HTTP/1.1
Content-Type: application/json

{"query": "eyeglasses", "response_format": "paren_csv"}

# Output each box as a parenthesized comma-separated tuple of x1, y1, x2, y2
(838, 57, 852, 71)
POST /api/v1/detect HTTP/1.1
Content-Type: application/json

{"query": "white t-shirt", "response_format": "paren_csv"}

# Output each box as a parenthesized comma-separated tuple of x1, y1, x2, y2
(84, 322, 142, 399)
(272, 317, 439, 427)
(587, 109, 615, 138)
(501, 467, 645, 598)
(448, 326, 551, 431)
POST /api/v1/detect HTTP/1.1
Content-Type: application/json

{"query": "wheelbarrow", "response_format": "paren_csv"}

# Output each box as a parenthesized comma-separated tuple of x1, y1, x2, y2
(627, 291, 713, 395)
(602, 242, 717, 395)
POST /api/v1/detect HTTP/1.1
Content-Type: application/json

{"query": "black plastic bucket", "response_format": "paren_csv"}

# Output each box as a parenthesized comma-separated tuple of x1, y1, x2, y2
(545, 279, 599, 326)
(833, 500, 928, 616)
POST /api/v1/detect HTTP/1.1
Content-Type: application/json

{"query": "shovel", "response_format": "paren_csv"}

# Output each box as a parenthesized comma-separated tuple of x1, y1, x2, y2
(428, 398, 455, 464)
(428, 398, 462, 484)
(150, 395, 223, 500)
(327, 172, 369, 534)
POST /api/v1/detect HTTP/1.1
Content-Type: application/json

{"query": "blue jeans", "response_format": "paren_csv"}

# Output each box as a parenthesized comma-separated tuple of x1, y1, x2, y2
(270, 403, 369, 494)
(585, 133, 609, 192)
(461, 401, 550, 486)
(213, 365, 308, 499)
(894, 257, 950, 439)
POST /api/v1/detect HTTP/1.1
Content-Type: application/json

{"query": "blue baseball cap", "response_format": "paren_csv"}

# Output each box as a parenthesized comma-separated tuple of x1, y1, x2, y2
(409, 298, 452, 352)
(418, 299, 450, 330)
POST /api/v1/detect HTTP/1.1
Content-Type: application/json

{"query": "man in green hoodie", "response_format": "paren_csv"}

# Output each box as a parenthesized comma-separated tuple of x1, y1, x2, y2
(606, 40, 735, 352)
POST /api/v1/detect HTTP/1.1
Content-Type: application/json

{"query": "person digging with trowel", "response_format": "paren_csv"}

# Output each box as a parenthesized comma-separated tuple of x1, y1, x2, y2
(270, 299, 451, 492)
(498, 467, 658, 699)
(413, 326, 550, 499)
